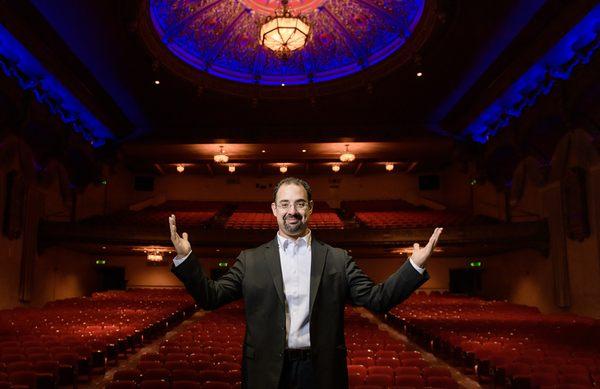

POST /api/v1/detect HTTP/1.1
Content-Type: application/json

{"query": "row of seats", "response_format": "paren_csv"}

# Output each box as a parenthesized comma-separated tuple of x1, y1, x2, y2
(387, 293, 600, 388)
(109, 304, 462, 388)
(344, 310, 460, 388)
(0, 289, 195, 388)
(225, 211, 344, 229)
(354, 211, 485, 228)
(109, 302, 244, 388)
(82, 200, 487, 230)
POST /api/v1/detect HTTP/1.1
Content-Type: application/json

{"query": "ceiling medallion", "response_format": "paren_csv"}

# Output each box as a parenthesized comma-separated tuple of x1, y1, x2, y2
(260, 0, 311, 60)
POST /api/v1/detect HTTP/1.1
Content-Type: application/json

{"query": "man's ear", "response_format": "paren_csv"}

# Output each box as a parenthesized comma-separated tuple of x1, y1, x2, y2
(271, 202, 277, 216)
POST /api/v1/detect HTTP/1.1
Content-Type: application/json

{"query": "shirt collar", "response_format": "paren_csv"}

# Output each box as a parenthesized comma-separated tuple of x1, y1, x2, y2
(277, 229, 312, 251)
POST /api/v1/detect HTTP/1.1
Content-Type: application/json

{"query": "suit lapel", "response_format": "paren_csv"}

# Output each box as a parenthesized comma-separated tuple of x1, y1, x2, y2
(309, 238, 327, 317)
(265, 238, 285, 305)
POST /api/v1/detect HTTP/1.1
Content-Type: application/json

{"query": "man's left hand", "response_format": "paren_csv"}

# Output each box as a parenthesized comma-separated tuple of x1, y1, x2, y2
(410, 227, 443, 268)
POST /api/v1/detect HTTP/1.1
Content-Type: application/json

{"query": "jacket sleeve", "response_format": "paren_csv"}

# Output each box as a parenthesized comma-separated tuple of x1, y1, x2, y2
(345, 253, 429, 313)
(171, 251, 244, 310)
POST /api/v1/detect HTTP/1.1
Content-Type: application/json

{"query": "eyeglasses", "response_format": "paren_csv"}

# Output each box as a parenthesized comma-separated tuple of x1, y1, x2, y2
(276, 201, 309, 211)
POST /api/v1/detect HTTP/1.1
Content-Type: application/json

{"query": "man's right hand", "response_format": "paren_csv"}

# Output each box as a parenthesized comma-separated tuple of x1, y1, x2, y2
(169, 214, 192, 258)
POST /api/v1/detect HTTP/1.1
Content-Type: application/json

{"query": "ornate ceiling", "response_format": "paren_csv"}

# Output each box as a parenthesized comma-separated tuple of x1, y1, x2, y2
(148, 0, 426, 86)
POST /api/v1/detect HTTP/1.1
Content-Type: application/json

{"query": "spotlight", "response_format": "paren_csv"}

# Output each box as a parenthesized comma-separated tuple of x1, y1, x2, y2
(154, 80, 161, 85)
(416, 72, 423, 77)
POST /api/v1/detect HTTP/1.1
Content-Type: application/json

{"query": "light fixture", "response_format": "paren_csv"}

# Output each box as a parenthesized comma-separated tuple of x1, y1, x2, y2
(154, 80, 160, 85)
(332, 164, 340, 172)
(260, 0, 311, 60)
(213, 146, 229, 164)
(302, 149, 306, 153)
(228, 165, 236, 173)
(385, 163, 394, 172)
(416, 72, 423, 77)
(147, 252, 163, 262)
(339, 144, 356, 162)
(261, 149, 266, 153)
(176, 164, 185, 173)
(280, 165, 288, 173)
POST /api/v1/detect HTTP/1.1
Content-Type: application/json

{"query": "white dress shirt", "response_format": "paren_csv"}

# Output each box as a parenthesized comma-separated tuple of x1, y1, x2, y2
(173, 232, 426, 349)
(277, 231, 312, 349)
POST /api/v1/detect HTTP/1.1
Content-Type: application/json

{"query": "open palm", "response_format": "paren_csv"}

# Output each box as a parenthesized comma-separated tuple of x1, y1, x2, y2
(169, 214, 192, 258)
(410, 227, 443, 268)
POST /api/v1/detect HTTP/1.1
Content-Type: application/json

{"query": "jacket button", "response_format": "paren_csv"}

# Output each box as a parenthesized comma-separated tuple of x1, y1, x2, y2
(279, 352, 283, 357)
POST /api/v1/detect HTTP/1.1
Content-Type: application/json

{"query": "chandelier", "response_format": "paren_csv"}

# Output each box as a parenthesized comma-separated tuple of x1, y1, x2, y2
(339, 144, 356, 162)
(259, 0, 310, 59)
(213, 146, 229, 164)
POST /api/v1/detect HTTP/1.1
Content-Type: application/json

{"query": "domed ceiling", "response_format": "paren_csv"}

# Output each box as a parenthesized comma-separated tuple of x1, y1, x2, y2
(149, 0, 426, 86)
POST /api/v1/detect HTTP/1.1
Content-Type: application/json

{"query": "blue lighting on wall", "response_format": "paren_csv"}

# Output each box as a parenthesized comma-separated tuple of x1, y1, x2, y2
(0, 23, 114, 147)
(463, 4, 600, 143)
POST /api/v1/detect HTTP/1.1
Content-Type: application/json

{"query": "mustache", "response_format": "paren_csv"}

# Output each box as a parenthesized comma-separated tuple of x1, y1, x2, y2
(285, 215, 302, 221)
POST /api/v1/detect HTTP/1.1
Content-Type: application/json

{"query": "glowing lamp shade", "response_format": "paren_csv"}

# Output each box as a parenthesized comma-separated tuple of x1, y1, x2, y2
(339, 144, 355, 162)
(176, 164, 185, 173)
(332, 164, 341, 172)
(260, 14, 310, 57)
(280, 165, 288, 173)
(385, 163, 394, 171)
(213, 146, 229, 163)
(228, 165, 236, 173)
(147, 253, 163, 262)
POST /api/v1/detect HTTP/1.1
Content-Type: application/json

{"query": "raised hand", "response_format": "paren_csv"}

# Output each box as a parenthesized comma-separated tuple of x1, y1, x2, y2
(169, 214, 192, 258)
(410, 227, 443, 268)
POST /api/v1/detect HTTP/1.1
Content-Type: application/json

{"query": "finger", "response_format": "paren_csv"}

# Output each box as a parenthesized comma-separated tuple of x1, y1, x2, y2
(413, 243, 419, 253)
(182, 232, 188, 241)
(169, 215, 180, 241)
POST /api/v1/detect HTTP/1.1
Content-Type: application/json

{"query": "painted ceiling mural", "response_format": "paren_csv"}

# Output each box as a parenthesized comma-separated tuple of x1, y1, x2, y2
(149, 0, 425, 85)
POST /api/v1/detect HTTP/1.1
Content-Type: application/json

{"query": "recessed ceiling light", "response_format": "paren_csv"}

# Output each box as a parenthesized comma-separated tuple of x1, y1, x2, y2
(261, 149, 266, 153)
(302, 149, 306, 153)
(154, 80, 161, 85)
(102, 246, 106, 250)
(416, 72, 423, 77)
(281, 83, 286, 86)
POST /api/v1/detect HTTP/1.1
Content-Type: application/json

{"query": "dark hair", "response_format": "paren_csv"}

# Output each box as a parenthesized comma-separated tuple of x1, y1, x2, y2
(273, 177, 312, 202)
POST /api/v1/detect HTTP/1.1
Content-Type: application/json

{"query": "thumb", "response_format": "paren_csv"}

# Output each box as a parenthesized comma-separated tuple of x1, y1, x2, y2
(182, 232, 188, 241)
(413, 243, 419, 252)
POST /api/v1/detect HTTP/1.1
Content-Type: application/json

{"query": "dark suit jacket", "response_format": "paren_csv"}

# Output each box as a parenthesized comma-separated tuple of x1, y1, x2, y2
(172, 237, 429, 388)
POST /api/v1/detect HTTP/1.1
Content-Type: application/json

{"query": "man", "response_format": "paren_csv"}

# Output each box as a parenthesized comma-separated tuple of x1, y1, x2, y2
(169, 177, 442, 388)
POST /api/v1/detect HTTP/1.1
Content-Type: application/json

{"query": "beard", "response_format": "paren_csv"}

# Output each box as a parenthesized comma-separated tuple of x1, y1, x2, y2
(283, 214, 307, 234)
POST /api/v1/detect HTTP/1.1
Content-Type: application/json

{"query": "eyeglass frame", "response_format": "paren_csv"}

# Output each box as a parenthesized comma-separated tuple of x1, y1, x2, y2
(273, 200, 312, 212)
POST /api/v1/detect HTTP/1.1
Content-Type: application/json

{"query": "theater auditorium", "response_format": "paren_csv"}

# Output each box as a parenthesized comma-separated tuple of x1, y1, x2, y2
(0, 1, 599, 388)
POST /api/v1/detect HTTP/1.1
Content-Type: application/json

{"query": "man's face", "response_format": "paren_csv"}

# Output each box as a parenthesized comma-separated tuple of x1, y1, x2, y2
(271, 183, 313, 238)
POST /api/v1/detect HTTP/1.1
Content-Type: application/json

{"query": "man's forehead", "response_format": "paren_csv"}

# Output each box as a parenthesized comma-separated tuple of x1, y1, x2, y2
(275, 183, 309, 201)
